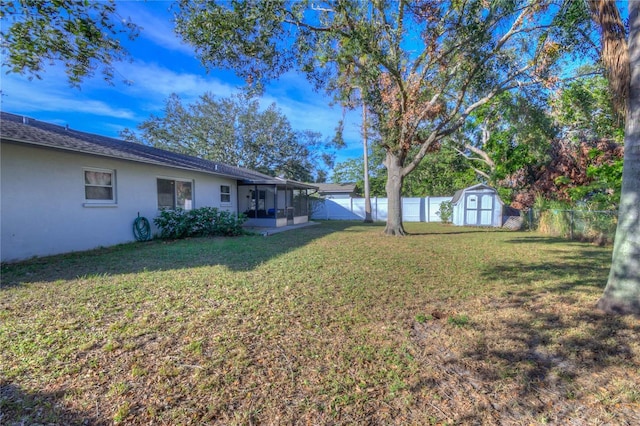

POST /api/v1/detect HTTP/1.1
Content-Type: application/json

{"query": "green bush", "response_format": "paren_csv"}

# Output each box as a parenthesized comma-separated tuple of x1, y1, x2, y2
(154, 207, 247, 239)
(436, 201, 453, 223)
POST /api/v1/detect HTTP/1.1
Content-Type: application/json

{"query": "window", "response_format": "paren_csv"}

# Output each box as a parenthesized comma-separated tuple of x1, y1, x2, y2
(84, 168, 115, 204)
(221, 185, 231, 204)
(157, 178, 193, 210)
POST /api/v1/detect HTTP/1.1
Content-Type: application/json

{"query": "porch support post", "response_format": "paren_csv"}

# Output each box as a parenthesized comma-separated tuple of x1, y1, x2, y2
(253, 184, 258, 218)
(274, 185, 278, 216)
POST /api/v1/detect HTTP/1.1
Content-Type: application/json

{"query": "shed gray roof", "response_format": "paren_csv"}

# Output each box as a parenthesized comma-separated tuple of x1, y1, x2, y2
(450, 184, 497, 204)
(0, 112, 316, 189)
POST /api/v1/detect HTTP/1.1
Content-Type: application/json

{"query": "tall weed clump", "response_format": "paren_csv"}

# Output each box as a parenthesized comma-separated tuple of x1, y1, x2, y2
(533, 197, 572, 238)
(532, 196, 617, 245)
(154, 207, 246, 239)
(577, 204, 617, 245)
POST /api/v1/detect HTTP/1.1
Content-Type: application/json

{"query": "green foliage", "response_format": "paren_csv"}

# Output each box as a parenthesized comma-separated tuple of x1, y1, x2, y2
(568, 158, 623, 210)
(552, 75, 624, 143)
(331, 156, 384, 197)
(402, 146, 479, 197)
(1, 0, 139, 86)
(458, 91, 557, 185)
(122, 93, 336, 182)
(436, 201, 453, 224)
(153, 207, 246, 239)
(331, 158, 365, 186)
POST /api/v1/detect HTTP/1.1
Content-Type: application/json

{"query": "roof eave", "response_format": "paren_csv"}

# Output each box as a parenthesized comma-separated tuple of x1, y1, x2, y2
(1, 136, 243, 180)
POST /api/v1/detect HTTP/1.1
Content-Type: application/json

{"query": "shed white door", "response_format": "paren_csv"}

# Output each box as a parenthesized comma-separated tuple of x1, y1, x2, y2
(465, 193, 494, 226)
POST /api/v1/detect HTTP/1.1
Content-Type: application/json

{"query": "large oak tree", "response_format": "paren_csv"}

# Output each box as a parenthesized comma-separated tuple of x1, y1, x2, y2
(174, 0, 594, 235)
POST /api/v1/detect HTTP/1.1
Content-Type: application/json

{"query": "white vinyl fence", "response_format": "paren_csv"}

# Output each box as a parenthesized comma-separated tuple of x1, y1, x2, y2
(311, 197, 453, 223)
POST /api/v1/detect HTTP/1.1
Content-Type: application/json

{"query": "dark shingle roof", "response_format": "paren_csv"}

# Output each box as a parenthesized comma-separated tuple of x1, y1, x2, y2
(315, 183, 357, 194)
(0, 112, 316, 189)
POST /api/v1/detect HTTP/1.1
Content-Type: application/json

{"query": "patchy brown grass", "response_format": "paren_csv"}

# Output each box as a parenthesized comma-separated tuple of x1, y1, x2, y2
(1, 222, 638, 425)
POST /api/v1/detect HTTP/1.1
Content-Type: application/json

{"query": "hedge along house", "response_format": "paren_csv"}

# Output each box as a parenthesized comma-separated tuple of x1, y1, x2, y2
(0, 112, 316, 262)
(451, 183, 505, 227)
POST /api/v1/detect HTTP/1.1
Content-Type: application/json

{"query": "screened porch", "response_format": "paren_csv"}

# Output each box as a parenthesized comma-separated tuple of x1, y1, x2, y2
(238, 180, 317, 227)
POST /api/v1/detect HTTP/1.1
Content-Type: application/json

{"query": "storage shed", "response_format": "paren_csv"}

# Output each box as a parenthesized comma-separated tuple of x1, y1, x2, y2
(451, 184, 504, 227)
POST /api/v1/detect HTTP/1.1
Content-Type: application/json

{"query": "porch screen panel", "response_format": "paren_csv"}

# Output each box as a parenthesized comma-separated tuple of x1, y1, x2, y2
(293, 189, 308, 216)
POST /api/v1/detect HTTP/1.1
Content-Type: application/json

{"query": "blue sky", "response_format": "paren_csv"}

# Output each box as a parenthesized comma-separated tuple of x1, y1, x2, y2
(1, 1, 363, 170)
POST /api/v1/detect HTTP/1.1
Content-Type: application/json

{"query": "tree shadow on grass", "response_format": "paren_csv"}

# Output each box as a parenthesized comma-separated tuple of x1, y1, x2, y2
(408, 230, 502, 236)
(0, 221, 355, 287)
(459, 305, 638, 423)
(0, 382, 107, 426)
(410, 237, 638, 424)
(481, 245, 611, 293)
(468, 245, 635, 422)
(504, 236, 585, 245)
(411, 289, 639, 424)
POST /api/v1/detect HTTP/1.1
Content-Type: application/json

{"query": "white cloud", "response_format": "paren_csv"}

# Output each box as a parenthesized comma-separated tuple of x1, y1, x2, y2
(1, 73, 137, 120)
(116, 61, 239, 102)
(119, 2, 196, 57)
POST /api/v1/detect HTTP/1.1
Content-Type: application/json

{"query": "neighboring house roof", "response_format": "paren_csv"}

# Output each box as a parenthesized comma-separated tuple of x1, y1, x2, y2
(315, 183, 357, 194)
(0, 112, 316, 189)
(451, 184, 497, 204)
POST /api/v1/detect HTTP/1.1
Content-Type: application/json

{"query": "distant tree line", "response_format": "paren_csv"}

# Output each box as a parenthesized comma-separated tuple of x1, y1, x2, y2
(121, 93, 338, 183)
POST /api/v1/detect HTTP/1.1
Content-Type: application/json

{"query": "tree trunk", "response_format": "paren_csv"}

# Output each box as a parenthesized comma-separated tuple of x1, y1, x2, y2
(362, 103, 373, 223)
(597, 2, 640, 316)
(383, 152, 406, 235)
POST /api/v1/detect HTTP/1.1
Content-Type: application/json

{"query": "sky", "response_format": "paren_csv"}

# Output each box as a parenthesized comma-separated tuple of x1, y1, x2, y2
(0, 1, 363, 172)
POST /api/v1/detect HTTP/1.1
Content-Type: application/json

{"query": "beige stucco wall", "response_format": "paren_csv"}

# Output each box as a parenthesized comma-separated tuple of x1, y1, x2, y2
(1, 142, 237, 262)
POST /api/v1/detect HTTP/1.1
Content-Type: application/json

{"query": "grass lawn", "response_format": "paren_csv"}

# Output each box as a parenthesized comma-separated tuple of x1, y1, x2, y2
(1, 221, 639, 425)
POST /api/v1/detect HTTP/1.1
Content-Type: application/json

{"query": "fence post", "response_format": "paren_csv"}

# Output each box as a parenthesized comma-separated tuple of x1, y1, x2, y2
(425, 197, 429, 223)
(375, 197, 378, 221)
(570, 210, 574, 240)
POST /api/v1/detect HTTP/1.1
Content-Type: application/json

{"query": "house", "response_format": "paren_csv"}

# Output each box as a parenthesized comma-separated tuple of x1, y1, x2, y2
(314, 182, 357, 199)
(0, 112, 316, 262)
(451, 183, 504, 227)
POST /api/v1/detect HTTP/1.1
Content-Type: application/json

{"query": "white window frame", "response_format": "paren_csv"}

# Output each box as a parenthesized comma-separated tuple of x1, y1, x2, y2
(220, 185, 232, 205)
(83, 167, 116, 206)
(157, 177, 194, 210)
